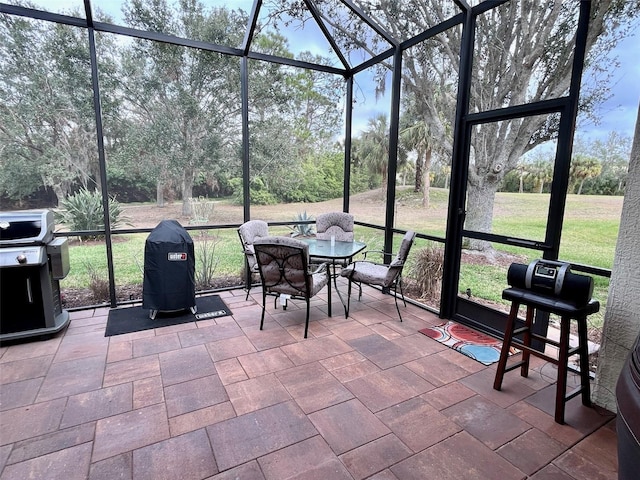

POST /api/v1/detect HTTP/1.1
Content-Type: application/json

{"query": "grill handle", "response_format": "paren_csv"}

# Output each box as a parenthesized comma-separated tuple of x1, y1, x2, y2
(26, 277, 33, 303)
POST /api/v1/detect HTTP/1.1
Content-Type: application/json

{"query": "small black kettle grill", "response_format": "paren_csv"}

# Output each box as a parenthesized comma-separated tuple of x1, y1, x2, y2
(142, 220, 196, 319)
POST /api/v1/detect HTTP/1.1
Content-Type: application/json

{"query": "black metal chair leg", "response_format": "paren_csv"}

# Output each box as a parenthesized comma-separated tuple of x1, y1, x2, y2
(398, 277, 407, 307)
(345, 279, 352, 318)
(393, 284, 403, 322)
(260, 291, 267, 330)
(327, 274, 332, 318)
(244, 259, 252, 300)
(333, 271, 349, 317)
(304, 299, 310, 338)
(394, 296, 402, 321)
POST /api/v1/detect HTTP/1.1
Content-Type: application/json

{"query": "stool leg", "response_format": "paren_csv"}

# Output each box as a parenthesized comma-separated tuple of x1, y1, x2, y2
(520, 306, 534, 378)
(577, 316, 592, 407)
(494, 301, 519, 391)
(555, 316, 571, 424)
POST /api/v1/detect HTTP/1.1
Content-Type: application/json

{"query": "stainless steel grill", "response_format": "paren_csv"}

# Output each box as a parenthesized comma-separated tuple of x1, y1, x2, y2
(0, 209, 70, 342)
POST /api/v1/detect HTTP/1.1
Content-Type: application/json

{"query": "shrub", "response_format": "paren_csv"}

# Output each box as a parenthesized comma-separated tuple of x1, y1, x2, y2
(106, 165, 155, 202)
(85, 262, 109, 302)
(194, 231, 220, 289)
(289, 211, 315, 237)
(229, 177, 278, 205)
(408, 244, 444, 300)
(56, 188, 130, 240)
(189, 197, 215, 224)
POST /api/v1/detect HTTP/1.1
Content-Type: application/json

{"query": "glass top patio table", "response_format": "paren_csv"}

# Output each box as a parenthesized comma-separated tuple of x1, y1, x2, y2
(299, 238, 366, 315)
(299, 238, 366, 261)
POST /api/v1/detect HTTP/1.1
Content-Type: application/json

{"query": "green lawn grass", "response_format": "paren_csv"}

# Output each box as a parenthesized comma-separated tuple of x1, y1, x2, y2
(62, 190, 622, 328)
(456, 192, 621, 326)
(63, 230, 247, 289)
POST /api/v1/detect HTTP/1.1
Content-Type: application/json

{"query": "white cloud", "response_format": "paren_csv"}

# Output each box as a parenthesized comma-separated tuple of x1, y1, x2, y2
(578, 29, 640, 142)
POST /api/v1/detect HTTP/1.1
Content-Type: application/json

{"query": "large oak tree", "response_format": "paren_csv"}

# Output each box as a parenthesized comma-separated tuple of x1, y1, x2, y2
(117, 0, 246, 215)
(0, 8, 119, 204)
(273, 0, 639, 249)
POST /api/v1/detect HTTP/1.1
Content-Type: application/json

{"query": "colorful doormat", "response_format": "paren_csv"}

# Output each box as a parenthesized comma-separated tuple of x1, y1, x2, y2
(105, 295, 232, 337)
(419, 321, 517, 366)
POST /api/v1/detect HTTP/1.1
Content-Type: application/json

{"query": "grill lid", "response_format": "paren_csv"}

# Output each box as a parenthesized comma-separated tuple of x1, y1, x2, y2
(0, 210, 55, 246)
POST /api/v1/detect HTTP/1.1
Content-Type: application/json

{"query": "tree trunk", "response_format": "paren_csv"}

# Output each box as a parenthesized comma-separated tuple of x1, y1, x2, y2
(51, 184, 65, 206)
(422, 148, 432, 208)
(181, 166, 194, 216)
(464, 181, 498, 251)
(156, 181, 165, 207)
(577, 178, 585, 195)
(381, 168, 388, 200)
(414, 155, 423, 192)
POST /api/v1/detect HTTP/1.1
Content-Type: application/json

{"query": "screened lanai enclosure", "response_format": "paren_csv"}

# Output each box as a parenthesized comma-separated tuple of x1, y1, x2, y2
(0, 0, 625, 342)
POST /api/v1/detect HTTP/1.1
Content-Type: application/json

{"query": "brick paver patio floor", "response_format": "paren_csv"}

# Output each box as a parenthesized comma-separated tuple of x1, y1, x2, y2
(0, 281, 617, 479)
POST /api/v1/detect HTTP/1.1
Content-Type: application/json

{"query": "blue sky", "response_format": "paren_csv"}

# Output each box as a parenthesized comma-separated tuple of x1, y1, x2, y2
(577, 29, 639, 143)
(248, 1, 639, 142)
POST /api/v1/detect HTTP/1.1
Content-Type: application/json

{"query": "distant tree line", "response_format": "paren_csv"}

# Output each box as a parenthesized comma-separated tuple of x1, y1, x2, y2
(499, 132, 631, 195)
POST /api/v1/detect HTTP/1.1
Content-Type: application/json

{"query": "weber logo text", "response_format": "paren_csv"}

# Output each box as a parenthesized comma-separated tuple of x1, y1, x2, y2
(195, 310, 226, 320)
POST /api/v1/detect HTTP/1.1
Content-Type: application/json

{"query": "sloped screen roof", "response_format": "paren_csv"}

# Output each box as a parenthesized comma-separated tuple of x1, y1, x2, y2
(2, 0, 487, 73)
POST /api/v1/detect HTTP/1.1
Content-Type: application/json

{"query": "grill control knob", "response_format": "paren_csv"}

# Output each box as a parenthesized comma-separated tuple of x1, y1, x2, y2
(17, 254, 27, 264)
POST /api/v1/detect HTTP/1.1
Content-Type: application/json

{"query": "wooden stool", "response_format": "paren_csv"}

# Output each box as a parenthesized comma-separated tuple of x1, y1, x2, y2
(493, 288, 600, 424)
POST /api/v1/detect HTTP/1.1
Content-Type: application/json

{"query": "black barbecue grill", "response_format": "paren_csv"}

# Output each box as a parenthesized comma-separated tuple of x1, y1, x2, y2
(142, 220, 196, 319)
(0, 210, 70, 342)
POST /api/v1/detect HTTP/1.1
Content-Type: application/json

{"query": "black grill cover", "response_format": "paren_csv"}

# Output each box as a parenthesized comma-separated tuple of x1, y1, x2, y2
(142, 220, 195, 312)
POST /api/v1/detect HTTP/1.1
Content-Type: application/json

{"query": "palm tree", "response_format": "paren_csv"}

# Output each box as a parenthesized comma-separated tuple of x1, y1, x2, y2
(570, 154, 602, 194)
(358, 113, 409, 199)
(359, 114, 391, 197)
(530, 159, 554, 193)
